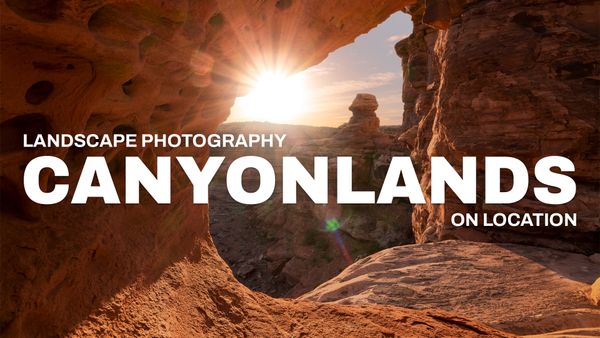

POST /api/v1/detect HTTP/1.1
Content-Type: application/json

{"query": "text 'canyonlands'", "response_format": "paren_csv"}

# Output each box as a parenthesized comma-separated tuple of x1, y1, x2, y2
(23, 155, 575, 206)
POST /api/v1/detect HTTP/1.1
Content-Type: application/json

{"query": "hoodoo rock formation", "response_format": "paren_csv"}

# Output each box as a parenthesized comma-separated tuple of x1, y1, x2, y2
(341, 93, 381, 135)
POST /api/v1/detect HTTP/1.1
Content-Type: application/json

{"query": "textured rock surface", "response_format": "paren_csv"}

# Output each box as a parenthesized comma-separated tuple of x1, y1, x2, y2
(591, 278, 600, 306)
(68, 240, 510, 337)
(302, 240, 600, 335)
(396, 0, 600, 253)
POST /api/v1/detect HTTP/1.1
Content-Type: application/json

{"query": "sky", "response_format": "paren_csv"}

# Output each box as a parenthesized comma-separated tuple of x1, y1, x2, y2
(227, 12, 413, 127)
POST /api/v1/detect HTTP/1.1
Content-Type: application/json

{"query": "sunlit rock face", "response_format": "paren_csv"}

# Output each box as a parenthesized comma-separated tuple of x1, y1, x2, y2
(302, 240, 600, 335)
(3, 0, 512, 337)
(397, 0, 600, 253)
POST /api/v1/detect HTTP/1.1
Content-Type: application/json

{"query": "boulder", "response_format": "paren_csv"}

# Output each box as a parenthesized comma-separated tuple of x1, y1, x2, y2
(302, 240, 600, 335)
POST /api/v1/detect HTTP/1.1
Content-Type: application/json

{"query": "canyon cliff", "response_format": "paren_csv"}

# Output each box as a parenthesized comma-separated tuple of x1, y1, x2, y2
(396, 0, 600, 253)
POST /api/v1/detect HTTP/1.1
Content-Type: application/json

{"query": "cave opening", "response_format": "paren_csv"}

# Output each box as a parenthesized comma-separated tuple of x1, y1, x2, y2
(2, 0, 599, 335)
(208, 11, 416, 297)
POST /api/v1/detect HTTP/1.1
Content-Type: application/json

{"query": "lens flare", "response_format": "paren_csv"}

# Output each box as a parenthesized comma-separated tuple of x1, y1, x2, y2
(324, 218, 353, 264)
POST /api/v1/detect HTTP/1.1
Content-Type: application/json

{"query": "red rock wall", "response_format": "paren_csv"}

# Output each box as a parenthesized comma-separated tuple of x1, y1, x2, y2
(399, 0, 600, 253)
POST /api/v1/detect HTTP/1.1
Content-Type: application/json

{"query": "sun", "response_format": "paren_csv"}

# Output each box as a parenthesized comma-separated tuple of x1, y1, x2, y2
(232, 71, 307, 123)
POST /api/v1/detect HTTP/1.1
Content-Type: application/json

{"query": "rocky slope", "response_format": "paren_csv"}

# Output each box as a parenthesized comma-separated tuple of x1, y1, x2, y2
(209, 122, 342, 297)
(303, 240, 600, 336)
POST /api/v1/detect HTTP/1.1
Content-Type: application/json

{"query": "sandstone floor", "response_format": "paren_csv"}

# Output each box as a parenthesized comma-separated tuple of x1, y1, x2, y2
(302, 240, 600, 335)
